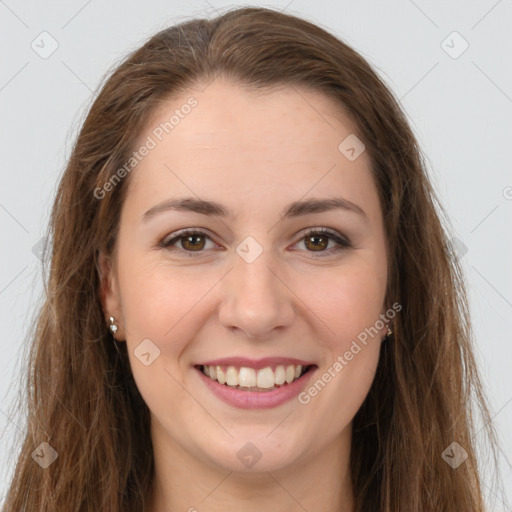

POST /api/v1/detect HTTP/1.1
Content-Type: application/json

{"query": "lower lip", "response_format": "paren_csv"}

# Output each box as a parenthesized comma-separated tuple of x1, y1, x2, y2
(195, 366, 317, 409)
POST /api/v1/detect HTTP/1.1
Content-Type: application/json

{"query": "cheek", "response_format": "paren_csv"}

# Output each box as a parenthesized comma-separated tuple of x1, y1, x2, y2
(118, 256, 209, 342)
(295, 265, 384, 425)
(116, 259, 210, 417)
(116, 256, 227, 409)
(305, 264, 386, 344)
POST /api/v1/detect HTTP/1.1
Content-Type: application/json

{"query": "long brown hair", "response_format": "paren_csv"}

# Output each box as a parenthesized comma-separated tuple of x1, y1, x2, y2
(2, 6, 506, 511)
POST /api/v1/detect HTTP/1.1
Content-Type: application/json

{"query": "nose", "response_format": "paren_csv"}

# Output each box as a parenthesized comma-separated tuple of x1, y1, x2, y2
(218, 244, 296, 339)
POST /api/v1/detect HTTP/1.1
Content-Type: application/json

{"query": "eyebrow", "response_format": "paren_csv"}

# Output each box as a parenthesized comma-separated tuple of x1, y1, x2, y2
(142, 196, 368, 223)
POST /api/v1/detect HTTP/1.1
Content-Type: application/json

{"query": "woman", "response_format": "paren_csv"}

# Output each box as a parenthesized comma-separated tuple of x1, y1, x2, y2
(2, 6, 506, 511)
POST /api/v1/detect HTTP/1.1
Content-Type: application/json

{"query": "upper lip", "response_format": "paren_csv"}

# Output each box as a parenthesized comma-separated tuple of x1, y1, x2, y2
(196, 357, 316, 369)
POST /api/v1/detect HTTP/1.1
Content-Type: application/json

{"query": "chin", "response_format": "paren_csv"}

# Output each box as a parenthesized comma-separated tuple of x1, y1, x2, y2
(201, 430, 308, 474)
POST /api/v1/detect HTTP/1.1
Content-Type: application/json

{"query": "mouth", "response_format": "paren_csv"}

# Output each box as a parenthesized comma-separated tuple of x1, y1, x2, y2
(194, 363, 316, 392)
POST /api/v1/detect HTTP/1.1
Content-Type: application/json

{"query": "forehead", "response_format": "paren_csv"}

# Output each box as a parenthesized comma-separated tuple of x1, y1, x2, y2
(140, 78, 359, 156)
(124, 78, 381, 222)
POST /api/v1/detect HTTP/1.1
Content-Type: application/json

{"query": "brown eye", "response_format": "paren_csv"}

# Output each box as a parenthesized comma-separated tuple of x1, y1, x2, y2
(161, 227, 351, 258)
(295, 228, 352, 257)
(304, 233, 329, 251)
(161, 229, 216, 255)
(180, 234, 206, 251)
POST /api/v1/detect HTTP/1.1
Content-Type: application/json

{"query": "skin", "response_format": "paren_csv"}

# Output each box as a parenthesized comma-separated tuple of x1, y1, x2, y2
(99, 76, 389, 512)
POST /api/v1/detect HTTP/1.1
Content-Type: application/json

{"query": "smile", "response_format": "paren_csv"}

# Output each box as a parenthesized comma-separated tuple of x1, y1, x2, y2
(199, 364, 311, 391)
(194, 360, 318, 409)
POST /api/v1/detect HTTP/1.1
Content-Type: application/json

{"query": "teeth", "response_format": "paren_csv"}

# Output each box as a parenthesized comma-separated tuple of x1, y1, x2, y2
(274, 365, 286, 385)
(201, 363, 308, 390)
(238, 367, 257, 387)
(285, 365, 295, 383)
(226, 366, 238, 386)
(257, 367, 275, 389)
(217, 366, 226, 384)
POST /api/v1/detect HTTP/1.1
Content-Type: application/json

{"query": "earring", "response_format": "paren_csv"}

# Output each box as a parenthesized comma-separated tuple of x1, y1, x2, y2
(109, 316, 118, 335)
(386, 324, 393, 338)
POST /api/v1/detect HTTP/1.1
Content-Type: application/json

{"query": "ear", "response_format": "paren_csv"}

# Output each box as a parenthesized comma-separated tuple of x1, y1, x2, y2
(97, 250, 124, 341)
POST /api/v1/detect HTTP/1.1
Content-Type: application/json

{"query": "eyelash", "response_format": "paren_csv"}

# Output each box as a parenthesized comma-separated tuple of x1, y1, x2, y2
(159, 227, 352, 258)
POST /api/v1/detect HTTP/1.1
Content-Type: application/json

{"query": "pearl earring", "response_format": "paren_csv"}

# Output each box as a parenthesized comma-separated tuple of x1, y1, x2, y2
(109, 316, 118, 335)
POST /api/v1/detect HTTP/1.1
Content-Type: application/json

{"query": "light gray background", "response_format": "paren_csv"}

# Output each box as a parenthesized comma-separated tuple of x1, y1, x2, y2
(1, 0, 511, 509)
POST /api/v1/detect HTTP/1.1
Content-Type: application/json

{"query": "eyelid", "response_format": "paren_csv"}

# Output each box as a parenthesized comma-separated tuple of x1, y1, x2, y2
(160, 228, 219, 250)
(159, 226, 351, 257)
(292, 227, 352, 257)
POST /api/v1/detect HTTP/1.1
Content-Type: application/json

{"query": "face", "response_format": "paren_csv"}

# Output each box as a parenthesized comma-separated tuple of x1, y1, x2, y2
(100, 77, 389, 474)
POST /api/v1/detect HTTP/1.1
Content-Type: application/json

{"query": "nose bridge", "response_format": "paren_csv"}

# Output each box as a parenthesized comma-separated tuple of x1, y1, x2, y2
(218, 235, 295, 338)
